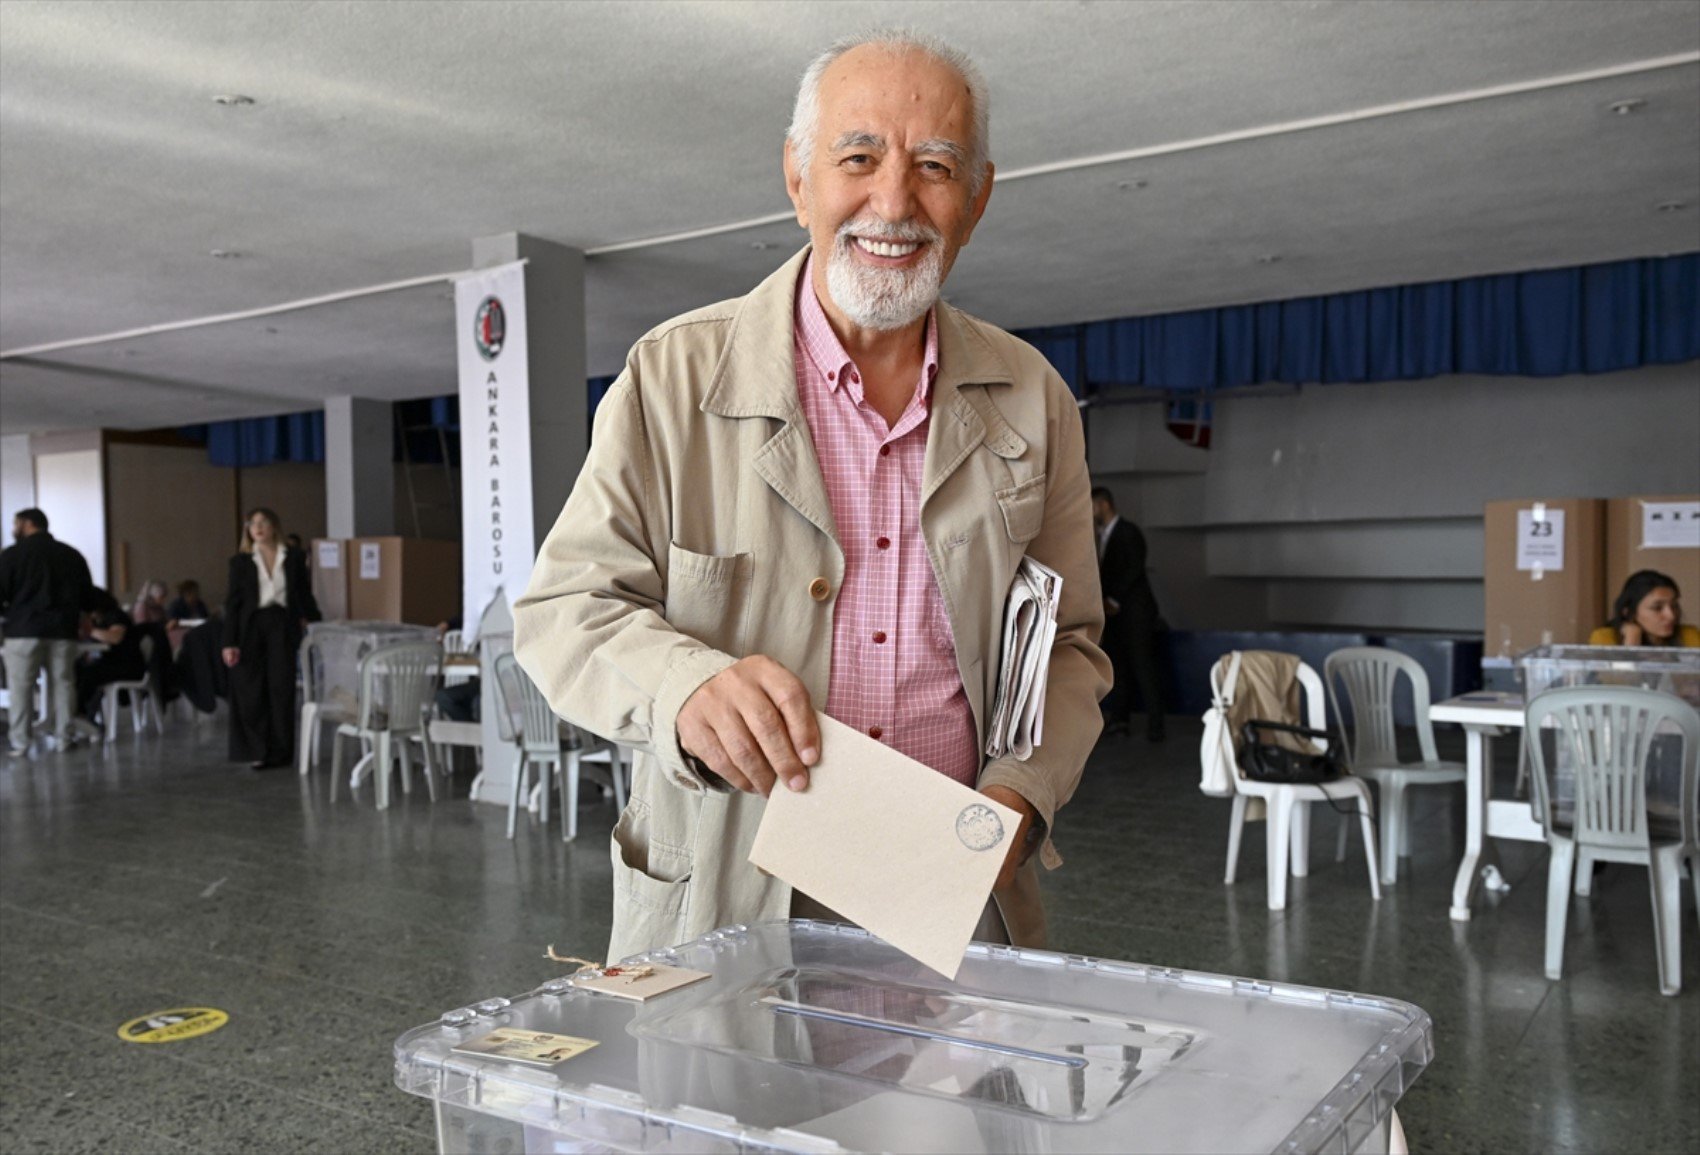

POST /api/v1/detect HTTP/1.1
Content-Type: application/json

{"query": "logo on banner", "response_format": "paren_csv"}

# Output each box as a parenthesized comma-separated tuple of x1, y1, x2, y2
(474, 296, 506, 361)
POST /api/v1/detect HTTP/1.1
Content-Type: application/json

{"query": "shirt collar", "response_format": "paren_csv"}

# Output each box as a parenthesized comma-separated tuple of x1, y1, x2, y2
(796, 254, 940, 406)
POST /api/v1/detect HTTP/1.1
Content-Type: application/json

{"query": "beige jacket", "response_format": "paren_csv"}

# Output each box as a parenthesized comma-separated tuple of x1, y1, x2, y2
(514, 247, 1110, 963)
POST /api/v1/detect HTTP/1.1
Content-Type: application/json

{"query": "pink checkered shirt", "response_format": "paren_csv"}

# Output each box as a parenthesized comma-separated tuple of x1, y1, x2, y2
(793, 259, 980, 786)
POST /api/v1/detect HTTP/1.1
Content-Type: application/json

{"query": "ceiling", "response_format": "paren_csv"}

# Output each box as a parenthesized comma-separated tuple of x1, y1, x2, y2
(1, 0, 1697, 434)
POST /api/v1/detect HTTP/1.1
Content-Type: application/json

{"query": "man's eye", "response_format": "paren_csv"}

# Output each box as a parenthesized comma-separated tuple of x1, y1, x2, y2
(919, 160, 954, 178)
(841, 154, 873, 168)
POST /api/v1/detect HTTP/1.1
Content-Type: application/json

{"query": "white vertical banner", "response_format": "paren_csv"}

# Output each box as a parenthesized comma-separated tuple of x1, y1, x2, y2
(455, 261, 535, 642)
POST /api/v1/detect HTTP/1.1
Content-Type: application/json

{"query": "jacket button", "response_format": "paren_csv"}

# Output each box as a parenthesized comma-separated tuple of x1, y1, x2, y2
(808, 577, 831, 602)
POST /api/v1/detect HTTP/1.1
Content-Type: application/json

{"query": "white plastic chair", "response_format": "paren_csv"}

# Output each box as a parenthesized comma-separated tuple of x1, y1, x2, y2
(297, 634, 353, 777)
(493, 652, 622, 842)
(1218, 657, 1382, 911)
(101, 636, 163, 741)
(1325, 647, 1467, 886)
(330, 642, 441, 810)
(1526, 685, 1700, 996)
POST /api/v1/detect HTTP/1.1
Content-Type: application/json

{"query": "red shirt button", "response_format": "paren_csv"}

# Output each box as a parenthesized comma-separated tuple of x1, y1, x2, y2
(879, 445, 891, 457)
(876, 536, 891, 550)
(868, 726, 883, 740)
(872, 631, 887, 644)
(827, 369, 836, 381)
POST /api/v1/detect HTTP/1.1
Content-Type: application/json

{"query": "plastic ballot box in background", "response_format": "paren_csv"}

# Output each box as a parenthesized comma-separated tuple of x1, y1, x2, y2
(1517, 644, 1700, 836)
(393, 920, 1431, 1155)
(305, 621, 440, 718)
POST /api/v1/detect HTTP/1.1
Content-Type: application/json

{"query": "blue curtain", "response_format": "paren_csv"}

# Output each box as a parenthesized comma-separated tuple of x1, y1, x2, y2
(186, 252, 1697, 465)
(1019, 251, 1700, 394)
(180, 411, 325, 468)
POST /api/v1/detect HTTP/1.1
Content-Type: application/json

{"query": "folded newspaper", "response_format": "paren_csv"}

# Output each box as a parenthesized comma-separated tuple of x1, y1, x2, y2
(985, 556, 1062, 761)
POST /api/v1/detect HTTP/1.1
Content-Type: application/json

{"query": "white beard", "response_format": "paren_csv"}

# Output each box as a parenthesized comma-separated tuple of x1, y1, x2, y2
(825, 220, 945, 331)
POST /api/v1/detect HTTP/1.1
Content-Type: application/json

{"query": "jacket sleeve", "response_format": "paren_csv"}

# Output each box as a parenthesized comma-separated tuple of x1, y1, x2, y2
(976, 371, 1112, 869)
(1099, 524, 1135, 606)
(222, 556, 246, 648)
(293, 554, 322, 623)
(513, 373, 736, 793)
(72, 550, 96, 612)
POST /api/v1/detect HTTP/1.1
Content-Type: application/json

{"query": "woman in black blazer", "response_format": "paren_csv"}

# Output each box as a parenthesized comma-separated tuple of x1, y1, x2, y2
(223, 508, 320, 768)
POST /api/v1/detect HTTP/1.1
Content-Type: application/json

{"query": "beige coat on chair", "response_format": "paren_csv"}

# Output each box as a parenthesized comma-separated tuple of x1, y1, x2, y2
(514, 247, 1110, 963)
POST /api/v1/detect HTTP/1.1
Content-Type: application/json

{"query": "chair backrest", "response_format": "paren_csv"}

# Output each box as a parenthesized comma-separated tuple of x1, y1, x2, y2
(1525, 685, 1700, 851)
(1208, 652, 1328, 739)
(1208, 654, 1329, 796)
(1325, 646, 1439, 769)
(357, 642, 441, 734)
(492, 651, 561, 755)
(443, 629, 469, 656)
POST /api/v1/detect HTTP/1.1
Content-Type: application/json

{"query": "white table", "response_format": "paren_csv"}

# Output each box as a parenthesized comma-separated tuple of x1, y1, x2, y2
(1431, 692, 1546, 921)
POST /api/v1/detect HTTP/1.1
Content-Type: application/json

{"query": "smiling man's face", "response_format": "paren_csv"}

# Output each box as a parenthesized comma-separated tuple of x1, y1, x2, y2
(785, 44, 993, 334)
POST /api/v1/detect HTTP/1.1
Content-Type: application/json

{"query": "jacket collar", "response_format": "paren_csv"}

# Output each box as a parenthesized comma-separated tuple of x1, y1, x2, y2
(702, 245, 1026, 533)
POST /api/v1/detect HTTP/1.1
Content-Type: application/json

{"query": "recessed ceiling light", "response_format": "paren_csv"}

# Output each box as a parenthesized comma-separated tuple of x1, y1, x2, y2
(213, 94, 256, 106)
(1607, 98, 1646, 116)
(209, 249, 242, 259)
(1656, 200, 1688, 213)
(1114, 179, 1148, 191)
(1255, 253, 1282, 265)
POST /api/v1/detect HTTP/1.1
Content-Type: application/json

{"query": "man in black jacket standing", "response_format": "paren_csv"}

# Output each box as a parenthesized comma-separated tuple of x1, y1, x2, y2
(1092, 487, 1165, 742)
(0, 509, 95, 753)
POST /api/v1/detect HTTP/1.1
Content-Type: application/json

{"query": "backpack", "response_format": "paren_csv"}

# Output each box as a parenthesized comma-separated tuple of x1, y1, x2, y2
(1199, 651, 1243, 797)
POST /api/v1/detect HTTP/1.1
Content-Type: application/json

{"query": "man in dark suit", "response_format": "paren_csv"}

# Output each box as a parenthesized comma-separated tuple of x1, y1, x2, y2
(1092, 487, 1165, 742)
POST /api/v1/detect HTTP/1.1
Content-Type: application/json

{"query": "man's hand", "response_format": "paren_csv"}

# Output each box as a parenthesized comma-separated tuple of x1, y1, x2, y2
(981, 784, 1037, 891)
(221, 647, 241, 668)
(676, 655, 821, 796)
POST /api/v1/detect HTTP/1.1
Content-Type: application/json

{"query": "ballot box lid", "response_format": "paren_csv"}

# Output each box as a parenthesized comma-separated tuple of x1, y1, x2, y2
(393, 919, 1432, 1154)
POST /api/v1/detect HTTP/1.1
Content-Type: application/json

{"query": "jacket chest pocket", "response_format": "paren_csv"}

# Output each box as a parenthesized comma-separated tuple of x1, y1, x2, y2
(665, 543, 751, 653)
(995, 476, 1047, 544)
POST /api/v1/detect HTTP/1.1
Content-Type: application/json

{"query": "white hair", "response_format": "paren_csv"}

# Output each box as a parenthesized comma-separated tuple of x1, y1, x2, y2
(786, 29, 991, 197)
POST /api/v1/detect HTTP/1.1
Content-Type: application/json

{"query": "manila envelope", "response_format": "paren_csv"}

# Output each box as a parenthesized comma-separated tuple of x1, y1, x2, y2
(748, 715, 1021, 979)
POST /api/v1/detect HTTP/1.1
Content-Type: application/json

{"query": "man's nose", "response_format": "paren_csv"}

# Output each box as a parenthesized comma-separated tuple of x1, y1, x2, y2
(868, 157, 918, 222)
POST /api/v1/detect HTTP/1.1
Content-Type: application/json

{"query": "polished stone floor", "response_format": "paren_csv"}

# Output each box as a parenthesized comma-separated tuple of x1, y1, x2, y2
(1, 713, 1695, 1154)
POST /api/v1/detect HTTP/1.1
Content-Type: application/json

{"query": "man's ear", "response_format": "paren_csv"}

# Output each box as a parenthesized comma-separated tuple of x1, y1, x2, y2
(783, 141, 809, 229)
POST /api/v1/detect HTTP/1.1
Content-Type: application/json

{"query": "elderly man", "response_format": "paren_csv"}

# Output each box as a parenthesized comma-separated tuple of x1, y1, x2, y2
(515, 30, 1108, 962)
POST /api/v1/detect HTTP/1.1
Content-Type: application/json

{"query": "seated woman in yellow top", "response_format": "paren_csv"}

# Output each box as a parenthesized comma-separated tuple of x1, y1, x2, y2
(1590, 569, 1700, 647)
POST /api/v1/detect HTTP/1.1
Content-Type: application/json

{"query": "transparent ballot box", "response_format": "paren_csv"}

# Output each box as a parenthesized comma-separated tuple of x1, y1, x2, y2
(1518, 646, 1700, 834)
(393, 920, 1432, 1155)
(304, 621, 439, 716)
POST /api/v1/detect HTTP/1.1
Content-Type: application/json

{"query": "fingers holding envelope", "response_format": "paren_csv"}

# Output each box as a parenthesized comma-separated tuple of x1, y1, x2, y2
(677, 655, 821, 795)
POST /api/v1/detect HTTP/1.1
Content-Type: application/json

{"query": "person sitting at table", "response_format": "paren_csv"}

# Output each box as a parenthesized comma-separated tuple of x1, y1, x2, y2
(165, 580, 210, 623)
(1589, 570, 1699, 648)
(76, 588, 148, 723)
(130, 580, 169, 626)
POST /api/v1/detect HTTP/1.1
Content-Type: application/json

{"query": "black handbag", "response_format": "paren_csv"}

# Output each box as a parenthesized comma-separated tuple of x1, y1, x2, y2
(1239, 720, 1345, 785)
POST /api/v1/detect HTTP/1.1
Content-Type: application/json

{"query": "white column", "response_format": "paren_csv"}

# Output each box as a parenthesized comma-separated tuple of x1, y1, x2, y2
(465, 233, 587, 806)
(323, 396, 394, 539)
